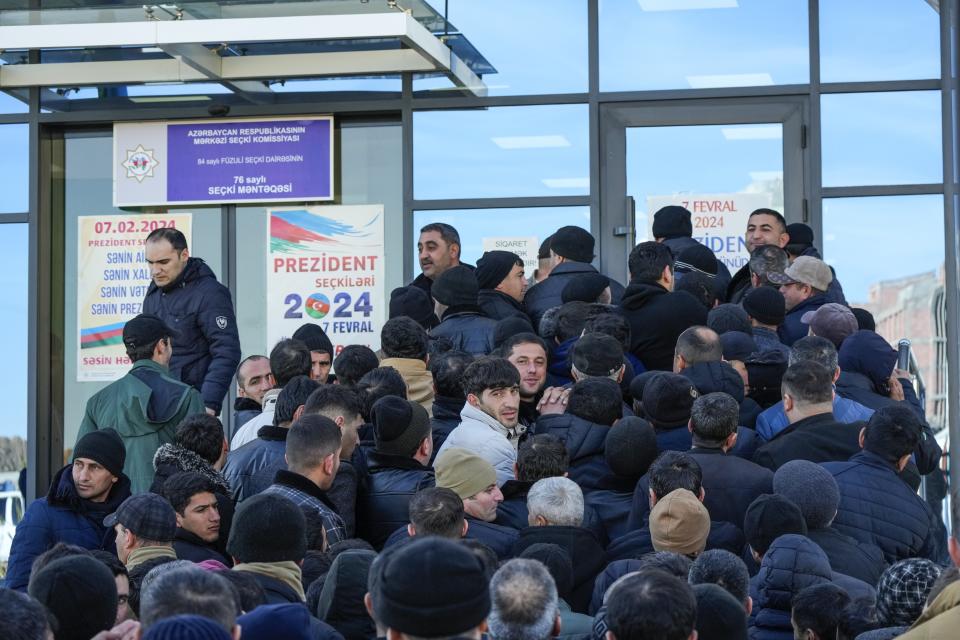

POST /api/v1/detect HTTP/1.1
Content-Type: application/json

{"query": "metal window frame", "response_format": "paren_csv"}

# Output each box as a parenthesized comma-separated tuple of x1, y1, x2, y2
(17, 0, 960, 500)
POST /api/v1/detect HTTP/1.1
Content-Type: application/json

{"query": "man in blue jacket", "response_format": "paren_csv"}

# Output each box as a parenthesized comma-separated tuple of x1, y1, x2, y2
(766, 256, 832, 346)
(5, 429, 132, 591)
(142, 227, 241, 416)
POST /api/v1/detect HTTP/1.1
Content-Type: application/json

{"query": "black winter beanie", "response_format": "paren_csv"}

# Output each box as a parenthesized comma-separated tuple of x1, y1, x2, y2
(431, 265, 479, 307)
(29, 556, 118, 640)
(475, 251, 520, 290)
(293, 323, 334, 356)
(227, 493, 307, 563)
(371, 396, 431, 457)
(550, 226, 595, 264)
(652, 205, 693, 239)
(390, 286, 438, 330)
(73, 428, 126, 478)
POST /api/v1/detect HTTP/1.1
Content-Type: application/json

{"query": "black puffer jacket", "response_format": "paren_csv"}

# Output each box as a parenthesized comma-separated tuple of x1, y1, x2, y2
(533, 413, 614, 492)
(142, 257, 241, 412)
(620, 282, 708, 371)
(430, 305, 498, 355)
(749, 535, 834, 640)
(357, 452, 434, 549)
(222, 426, 288, 503)
(524, 262, 625, 330)
(823, 451, 945, 564)
(478, 289, 527, 322)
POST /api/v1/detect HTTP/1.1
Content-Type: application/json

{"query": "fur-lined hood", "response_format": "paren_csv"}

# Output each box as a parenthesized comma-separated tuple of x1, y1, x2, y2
(152, 443, 230, 495)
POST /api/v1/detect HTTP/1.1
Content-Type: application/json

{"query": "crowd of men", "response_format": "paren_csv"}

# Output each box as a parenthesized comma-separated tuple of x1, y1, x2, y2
(2, 208, 957, 639)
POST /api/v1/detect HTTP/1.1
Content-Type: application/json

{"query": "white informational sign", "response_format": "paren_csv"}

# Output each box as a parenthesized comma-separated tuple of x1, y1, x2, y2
(266, 205, 386, 356)
(646, 192, 773, 272)
(77, 213, 193, 382)
(481, 236, 540, 274)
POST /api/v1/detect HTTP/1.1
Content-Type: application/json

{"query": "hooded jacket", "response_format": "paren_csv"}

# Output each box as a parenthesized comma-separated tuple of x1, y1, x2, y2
(748, 535, 834, 640)
(4, 464, 132, 591)
(823, 451, 944, 564)
(222, 425, 288, 503)
(896, 581, 960, 639)
(778, 293, 829, 347)
(77, 358, 205, 493)
(679, 360, 762, 428)
(377, 359, 434, 415)
(429, 395, 463, 463)
(142, 257, 241, 413)
(533, 413, 614, 492)
(435, 402, 524, 486)
(619, 282, 708, 372)
(315, 550, 377, 640)
(836, 331, 941, 476)
(513, 525, 607, 614)
(525, 261, 626, 330)
(430, 305, 498, 355)
(478, 289, 527, 322)
(357, 451, 435, 549)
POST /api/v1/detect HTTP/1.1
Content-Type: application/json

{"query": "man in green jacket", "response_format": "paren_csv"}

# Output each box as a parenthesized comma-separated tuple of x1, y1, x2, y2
(78, 314, 205, 493)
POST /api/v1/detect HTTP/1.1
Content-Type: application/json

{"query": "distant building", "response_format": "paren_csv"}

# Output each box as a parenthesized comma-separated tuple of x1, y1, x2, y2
(859, 267, 946, 432)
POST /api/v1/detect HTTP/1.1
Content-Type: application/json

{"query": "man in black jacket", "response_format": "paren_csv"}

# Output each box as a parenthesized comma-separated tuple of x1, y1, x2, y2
(619, 241, 707, 371)
(427, 350, 474, 459)
(161, 472, 230, 565)
(726, 208, 790, 303)
(410, 222, 466, 298)
(476, 250, 528, 321)
(142, 227, 240, 415)
(233, 355, 274, 428)
(652, 205, 732, 296)
(626, 391, 771, 530)
(358, 396, 435, 549)
(430, 266, 498, 355)
(524, 226, 625, 330)
(753, 361, 864, 471)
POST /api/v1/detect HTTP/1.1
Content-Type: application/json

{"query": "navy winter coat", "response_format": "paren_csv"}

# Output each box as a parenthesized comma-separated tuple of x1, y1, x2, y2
(534, 413, 614, 492)
(525, 261, 625, 330)
(582, 476, 636, 542)
(778, 293, 828, 347)
(429, 395, 462, 464)
(383, 516, 519, 560)
(619, 282, 708, 371)
(357, 451, 434, 549)
(680, 360, 762, 429)
(5, 464, 132, 591)
(823, 451, 945, 564)
(478, 289, 527, 322)
(142, 257, 241, 413)
(749, 534, 834, 640)
(807, 526, 887, 586)
(430, 305, 497, 355)
(496, 480, 608, 545)
(752, 412, 864, 471)
(222, 426, 288, 503)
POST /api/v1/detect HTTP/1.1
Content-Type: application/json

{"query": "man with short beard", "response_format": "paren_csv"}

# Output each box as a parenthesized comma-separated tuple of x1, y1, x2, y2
(5, 429, 132, 591)
(500, 333, 549, 426)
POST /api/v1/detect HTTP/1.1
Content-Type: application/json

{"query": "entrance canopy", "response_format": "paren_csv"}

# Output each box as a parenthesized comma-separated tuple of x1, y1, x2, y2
(0, 0, 491, 106)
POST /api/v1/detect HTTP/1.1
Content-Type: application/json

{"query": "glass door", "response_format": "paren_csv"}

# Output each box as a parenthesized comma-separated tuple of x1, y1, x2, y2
(599, 98, 807, 284)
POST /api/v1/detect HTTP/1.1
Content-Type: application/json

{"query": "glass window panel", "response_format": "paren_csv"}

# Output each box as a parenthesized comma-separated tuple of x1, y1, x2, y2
(599, 0, 808, 92)
(821, 91, 942, 186)
(0, 87, 27, 114)
(820, 0, 940, 83)
(823, 195, 946, 429)
(627, 123, 783, 272)
(62, 134, 222, 452)
(414, 104, 589, 199)
(236, 122, 403, 359)
(0, 125, 28, 213)
(411, 206, 589, 276)
(415, 0, 587, 96)
(0, 224, 28, 476)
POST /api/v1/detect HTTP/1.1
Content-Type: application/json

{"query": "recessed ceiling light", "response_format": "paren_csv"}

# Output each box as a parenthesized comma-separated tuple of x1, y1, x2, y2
(721, 125, 782, 140)
(129, 95, 212, 103)
(492, 135, 571, 149)
(639, 0, 738, 11)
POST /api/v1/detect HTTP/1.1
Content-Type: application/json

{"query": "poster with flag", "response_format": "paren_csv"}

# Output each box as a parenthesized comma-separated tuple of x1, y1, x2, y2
(77, 213, 193, 381)
(267, 205, 385, 356)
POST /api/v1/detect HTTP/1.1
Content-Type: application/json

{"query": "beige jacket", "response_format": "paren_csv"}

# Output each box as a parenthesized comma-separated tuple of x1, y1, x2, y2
(898, 581, 960, 639)
(379, 358, 434, 416)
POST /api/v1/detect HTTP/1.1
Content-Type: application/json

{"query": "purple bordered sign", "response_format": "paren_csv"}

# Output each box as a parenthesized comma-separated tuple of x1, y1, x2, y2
(113, 115, 334, 207)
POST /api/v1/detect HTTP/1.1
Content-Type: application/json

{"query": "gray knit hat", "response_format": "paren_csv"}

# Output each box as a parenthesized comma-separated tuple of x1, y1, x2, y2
(772, 460, 840, 529)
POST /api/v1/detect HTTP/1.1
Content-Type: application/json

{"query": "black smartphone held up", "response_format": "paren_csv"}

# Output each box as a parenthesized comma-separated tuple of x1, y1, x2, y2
(897, 339, 912, 372)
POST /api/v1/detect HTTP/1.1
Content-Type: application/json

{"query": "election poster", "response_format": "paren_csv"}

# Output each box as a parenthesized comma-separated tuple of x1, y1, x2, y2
(645, 192, 773, 272)
(267, 205, 386, 356)
(482, 236, 540, 275)
(77, 213, 193, 382)
(114, 115, 333, 207)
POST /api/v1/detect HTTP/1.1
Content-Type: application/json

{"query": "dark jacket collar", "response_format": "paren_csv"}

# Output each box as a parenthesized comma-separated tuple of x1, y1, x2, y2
(431, 395, 464, 419)
(366, 451, 432, 472)
(478, 288, 524, 311)
(47, 463, 132, 516)
(175, 526, 218, 549)
(851, 449, 899, 472)
(234, 396, 262, 412)
(778, 411, 837, 437)
(440, 304, 484, 320)
(273, 469, 339, 512)
(500, 479, 534, 501)
(257, 425, 289, 441)
(550, 261, 598, 276)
